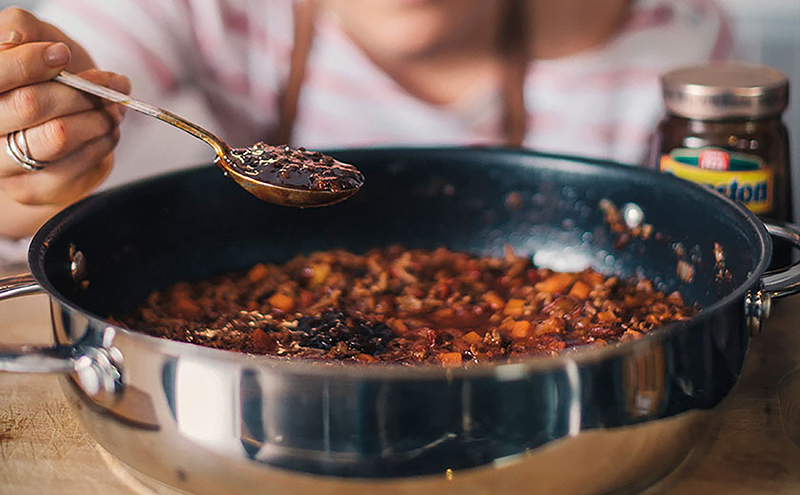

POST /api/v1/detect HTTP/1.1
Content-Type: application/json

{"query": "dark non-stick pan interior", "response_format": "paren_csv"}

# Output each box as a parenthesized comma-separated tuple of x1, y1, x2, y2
(32, 147, 767, 320)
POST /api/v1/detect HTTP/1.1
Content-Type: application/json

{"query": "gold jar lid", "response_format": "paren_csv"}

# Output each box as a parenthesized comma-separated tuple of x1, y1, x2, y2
(662, 63, 789, 119)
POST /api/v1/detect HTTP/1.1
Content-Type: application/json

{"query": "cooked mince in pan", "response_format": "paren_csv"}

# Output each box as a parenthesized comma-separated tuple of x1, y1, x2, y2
(117, 246, 698, 365)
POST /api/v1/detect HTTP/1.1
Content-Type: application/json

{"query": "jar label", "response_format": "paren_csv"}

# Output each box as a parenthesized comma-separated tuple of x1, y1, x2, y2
(660, 148, 773, 214)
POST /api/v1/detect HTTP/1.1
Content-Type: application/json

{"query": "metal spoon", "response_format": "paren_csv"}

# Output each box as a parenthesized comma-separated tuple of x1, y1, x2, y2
(54, 72, 363, 207)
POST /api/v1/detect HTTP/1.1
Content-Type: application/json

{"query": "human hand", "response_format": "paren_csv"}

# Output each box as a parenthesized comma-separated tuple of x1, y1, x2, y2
(0, 7, 130, 207)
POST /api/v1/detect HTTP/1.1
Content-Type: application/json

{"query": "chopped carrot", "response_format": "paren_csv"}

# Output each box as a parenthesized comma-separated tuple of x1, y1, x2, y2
(535, 272, 575, 293)
(269, 293, 295, 313)
(582, 271, 605, 287)
(356, 353, 378, 363)
(251, 329, 275, 352)
(667, 291, 685, 305)
(504, 299, 525, 317)
(597, 310, 617, 322)
(499, 319, 516, 331)
(175, 297, 200, 315)
(569, 281, 590, 299)
(483, 291, 505, 311)
(392, 319, 409, 333)
(247, 263, 270, 283)
(624, 295, 642, 306)
(462, 331, 482, 345)
(534, 319, 560, 335)
(434, 308, 455, 319)
(310, 263, 331, 286)
(511, 320, 532, 338)
(438, 352, 463, 367)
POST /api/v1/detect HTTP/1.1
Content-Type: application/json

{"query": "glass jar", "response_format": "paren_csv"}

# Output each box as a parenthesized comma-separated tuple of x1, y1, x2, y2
(650, 63, 791, 224)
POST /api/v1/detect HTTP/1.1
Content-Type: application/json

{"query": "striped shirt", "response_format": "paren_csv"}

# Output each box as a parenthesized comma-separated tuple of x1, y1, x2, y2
(34, 0, 731, 186)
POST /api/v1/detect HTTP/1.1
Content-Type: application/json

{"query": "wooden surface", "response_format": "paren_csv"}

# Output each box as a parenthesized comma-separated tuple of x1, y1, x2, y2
(1, 270, 800, 494)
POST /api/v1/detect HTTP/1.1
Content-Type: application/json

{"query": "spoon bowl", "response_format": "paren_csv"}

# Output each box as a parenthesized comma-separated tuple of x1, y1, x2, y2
(219, 157, 361, 207)
(54, 72, 363, 207)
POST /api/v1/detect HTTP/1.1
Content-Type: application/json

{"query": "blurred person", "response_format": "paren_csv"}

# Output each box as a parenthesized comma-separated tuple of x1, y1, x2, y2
(0, 0, 732, 262)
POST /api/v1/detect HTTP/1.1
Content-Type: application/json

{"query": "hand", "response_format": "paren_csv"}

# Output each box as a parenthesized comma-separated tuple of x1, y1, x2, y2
(0, 7, 130, 208)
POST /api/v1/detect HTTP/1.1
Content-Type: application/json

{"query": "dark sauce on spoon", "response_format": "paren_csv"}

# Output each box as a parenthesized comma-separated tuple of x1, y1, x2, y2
(227, 143, 364, 193)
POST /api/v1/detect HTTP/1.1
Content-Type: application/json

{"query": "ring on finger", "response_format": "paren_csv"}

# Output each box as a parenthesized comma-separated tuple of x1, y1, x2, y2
(5, 130, 50, 172)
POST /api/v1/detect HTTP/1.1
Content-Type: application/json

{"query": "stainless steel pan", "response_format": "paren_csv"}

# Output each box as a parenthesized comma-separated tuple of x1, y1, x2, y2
(2, 148, 800, 494)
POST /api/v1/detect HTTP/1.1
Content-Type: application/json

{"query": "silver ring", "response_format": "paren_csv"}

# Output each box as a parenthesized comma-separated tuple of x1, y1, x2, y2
(5, 130, 49, 172)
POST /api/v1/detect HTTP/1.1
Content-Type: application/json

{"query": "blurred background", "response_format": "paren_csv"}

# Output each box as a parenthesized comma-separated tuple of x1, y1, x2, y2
(4, 0, 800, 218)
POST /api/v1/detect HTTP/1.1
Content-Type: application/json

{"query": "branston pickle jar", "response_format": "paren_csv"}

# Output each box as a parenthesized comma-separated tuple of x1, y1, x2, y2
(651, 63, 791, 225)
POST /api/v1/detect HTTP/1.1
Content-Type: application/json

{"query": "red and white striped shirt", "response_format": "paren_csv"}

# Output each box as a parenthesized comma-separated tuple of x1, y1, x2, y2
(35, 0, 731, 188)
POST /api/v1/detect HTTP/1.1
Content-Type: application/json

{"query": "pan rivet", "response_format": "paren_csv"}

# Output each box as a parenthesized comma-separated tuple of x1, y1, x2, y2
(68, 243, 88, 286)
(71, 327, 124, 405)
(744, 288, 770, 335)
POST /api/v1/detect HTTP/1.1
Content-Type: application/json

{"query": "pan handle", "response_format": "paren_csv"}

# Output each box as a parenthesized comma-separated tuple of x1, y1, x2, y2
(0, 273, 73, 373)
(0, 273, 123, 402)
(746, 222, 800, 334)
(762, 223, 800, 298)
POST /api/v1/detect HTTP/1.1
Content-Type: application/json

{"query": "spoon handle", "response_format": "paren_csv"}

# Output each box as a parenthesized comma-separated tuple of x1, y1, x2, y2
(54, 71, 230, 157)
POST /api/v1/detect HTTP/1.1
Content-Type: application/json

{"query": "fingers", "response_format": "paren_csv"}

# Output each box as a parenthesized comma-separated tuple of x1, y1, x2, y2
(0, 7, 94, 71)
(0, 133, 118, 205)
(0, 8, 124, 207)
(0, 7, 44, 48)
(0, 67, 130, 181)
(0, 41, 70, 93)
(0, 69, 131, 136)
(24, 106, 125, 164)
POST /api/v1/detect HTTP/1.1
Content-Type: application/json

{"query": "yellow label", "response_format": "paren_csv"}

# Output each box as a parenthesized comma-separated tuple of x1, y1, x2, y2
(660, 149, 773, 215)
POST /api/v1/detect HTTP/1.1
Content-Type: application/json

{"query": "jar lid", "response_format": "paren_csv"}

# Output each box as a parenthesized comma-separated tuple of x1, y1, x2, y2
(662, 63, 789, 119)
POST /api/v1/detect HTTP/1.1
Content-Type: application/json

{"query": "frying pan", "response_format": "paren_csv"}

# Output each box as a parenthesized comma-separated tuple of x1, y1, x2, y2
(2, 147, 800, 495)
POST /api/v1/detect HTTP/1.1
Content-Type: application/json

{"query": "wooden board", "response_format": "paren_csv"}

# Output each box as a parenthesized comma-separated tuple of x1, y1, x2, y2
(2, 275, 800, 494)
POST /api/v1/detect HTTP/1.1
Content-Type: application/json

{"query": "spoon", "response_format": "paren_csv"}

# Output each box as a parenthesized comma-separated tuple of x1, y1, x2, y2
(54, 72, 364, 207)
